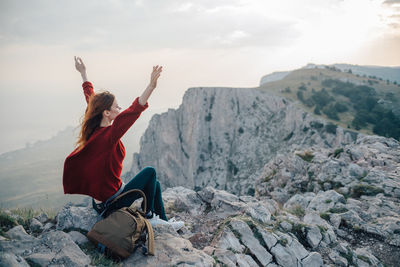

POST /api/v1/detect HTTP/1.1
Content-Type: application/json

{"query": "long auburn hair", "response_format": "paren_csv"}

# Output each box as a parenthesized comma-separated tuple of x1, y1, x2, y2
(75, 91, 115, 150)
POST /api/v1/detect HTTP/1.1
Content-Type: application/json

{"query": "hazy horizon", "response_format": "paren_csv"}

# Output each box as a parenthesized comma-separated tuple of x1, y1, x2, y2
(1, 0, 399, 154)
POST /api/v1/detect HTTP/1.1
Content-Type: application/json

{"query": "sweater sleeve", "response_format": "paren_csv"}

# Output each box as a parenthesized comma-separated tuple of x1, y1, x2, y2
(82, 81, 94, 104)
(110, 97, 149, 144)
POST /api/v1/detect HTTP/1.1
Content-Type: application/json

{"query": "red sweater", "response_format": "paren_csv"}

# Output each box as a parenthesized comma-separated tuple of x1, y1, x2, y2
(62, 81, 148, 202)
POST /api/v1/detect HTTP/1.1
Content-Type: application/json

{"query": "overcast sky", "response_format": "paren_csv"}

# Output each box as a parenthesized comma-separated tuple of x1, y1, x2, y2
(0, 0, 399, 154)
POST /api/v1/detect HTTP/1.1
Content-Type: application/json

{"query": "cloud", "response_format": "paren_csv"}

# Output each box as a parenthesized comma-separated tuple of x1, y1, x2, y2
(381, 0, 400, 30)
(0, 0, 397, 57)
(0, 0, 299, 51)
(383, 0, 400, 4)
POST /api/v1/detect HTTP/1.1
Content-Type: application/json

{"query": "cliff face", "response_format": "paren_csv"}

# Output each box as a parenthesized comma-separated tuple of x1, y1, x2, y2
(129, 86, 359, 195)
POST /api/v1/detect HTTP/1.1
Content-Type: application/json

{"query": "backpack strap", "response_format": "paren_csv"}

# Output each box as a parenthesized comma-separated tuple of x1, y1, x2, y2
(101, 189, 147, 217)
(143, 218, 155, 256)
(110, 189, 147, 210)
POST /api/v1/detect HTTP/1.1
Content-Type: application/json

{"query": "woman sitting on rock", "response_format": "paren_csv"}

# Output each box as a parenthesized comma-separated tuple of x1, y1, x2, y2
(62, 56, 183, 231)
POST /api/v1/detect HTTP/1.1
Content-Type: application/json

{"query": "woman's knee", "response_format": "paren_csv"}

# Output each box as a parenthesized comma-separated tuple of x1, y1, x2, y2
(142, 166, 156, 177)
(141, 166, 156, 185)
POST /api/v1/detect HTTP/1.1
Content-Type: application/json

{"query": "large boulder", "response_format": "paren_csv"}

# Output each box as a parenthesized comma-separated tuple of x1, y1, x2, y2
(307, 190, 346, 213)
(1, 229, 91, 267)
(56, 204, 100, 232)
(124, 226, 214, 267)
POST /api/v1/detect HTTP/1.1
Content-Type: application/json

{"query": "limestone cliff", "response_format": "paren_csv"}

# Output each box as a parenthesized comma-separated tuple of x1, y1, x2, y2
(129, 86, 359, 195)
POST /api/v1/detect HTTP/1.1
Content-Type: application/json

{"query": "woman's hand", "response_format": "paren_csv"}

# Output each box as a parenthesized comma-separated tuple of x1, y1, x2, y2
(74, 56, 86, 74)
(139, 65, 163, 106)
(75, 56, 88, 82)
(149, 65, 163, 89)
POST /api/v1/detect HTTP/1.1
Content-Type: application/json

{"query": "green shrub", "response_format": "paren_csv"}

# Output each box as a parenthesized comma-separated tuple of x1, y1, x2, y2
(291, 223, 309, 248)
(303, 97, 315, 107)
(296, 151, 314, 162)
(9, 208, 39, 230)
(317, 225, 327, 233)
(310, 121, 324, 129)
(290, 205, 305, 217)
(340, 250, 355, 266)
(283, 87, 291, 93)
(298, 84, 307, 91)
(334, 102, 348, 113)
(351, 184, 384, 198)
(352, 110, 369, 128)
(0, 210, 18, 236)
(333, 148, 344, 158)
(325, 123, 337, 134)
(297, 90, 304, 101)
(247, 188, 255, 196)
(263, 169, 277, 182)
(311, 88, 334, 107)
(320, 213, 330, 221)
(284, 132, 294, 141)
(357, 255, 371, 264)
(328, 207, 348, 213)
(322, 104, 340, 120)
(278, 238, 288, 246)
(314, 106, 321, 115)
(373, 115, 400, 141)
(79, 242, 122, 267)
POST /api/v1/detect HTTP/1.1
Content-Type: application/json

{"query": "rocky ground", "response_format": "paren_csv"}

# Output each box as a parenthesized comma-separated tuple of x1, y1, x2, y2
(0, 185, 399, 266)
(1, 135, 399, 267)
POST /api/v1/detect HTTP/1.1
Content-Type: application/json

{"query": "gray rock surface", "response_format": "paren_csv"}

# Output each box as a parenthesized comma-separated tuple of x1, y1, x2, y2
(35, 213, 49, 224)
(2, 182, 399, 266)
(68, 230, 89, 245)
(306, 226, 322, 248)
(229, 218, 273, 266)
(5, 225, 36, 241)
(1, 230, 91, 267)
(0, 252, 30, 267)
(270, 243, 297, 267)
(29, 218, 43, 233)
(56, 205, 100, 232)
(302, 251, 324, 267)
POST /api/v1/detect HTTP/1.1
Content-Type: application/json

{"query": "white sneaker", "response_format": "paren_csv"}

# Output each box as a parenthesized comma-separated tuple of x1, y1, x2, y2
(148, 214, 169, 227)
(148, 215, 184, 231)
(169, 217, 185, 231)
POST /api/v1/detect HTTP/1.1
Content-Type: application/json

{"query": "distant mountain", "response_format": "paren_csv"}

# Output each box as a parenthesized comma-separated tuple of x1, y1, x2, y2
(259, 66, 400, 140)
(260, 63, 400, 86)
(0, 126, 85, 209)
(259, 70, 291, 85)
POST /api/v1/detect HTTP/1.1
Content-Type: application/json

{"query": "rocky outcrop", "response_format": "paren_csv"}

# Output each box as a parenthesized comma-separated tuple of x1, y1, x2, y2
(1, 183, 399, 266)
(256, 135, 400, 201)
(0, 224, 91, 266)
(129, 86, 360, 195)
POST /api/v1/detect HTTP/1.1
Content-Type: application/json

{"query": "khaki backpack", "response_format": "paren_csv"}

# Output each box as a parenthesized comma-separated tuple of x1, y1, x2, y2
(87, 189, 155, 259)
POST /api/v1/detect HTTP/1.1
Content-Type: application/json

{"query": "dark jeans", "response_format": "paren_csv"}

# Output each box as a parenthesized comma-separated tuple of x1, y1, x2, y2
(106, 166, 168, 221)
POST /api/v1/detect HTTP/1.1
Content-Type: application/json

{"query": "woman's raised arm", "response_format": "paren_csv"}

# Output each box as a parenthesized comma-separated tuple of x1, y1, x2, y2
(75, 56, 93, 103)
(138, 65, 162, 106)
(109, 65, 162, 144)
(75, 56, 88, 82)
